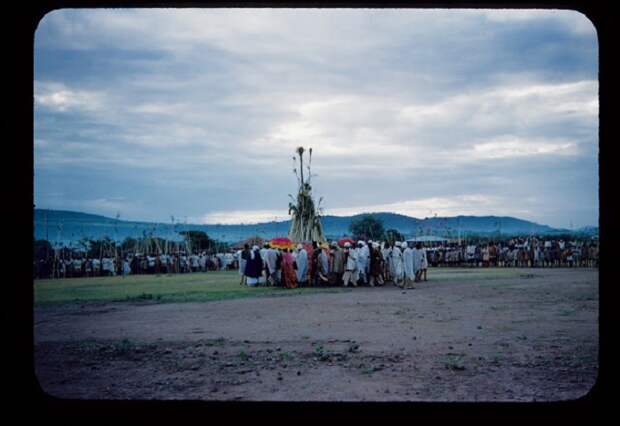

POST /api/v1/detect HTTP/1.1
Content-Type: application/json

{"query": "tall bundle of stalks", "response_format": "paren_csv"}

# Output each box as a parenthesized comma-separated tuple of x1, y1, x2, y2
(288, 146, 325, 243)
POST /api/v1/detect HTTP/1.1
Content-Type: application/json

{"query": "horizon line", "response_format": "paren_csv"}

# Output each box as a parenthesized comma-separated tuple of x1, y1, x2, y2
(33, 207, 596, 230)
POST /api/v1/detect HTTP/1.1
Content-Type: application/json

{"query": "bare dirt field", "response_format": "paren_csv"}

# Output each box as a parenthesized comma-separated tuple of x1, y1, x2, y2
(34, 268, 598, 402)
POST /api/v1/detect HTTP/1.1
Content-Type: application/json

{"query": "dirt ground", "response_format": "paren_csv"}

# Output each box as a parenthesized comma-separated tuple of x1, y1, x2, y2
(34, 268, 598, 402)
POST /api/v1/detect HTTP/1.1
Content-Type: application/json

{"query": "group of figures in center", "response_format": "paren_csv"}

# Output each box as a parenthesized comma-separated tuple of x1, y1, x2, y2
(236, 239, 428, 290)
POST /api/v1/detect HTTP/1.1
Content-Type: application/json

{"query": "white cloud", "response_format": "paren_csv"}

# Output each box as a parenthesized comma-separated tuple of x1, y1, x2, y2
(471, 136, 578, 159)
(34, 81, 106, 112)
(195, 194, 531, 226)
(198, 209, 290, 225)
(323, 195, 514, 218)
(399, 80, 598, 133)
(197, 193, 541, 226)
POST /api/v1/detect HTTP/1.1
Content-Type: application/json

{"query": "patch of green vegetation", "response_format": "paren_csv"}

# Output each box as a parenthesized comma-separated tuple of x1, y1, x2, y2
(314, 345, 325, 356)
(361, 366, 374, 375)
(77, 340, 101, 354)
(490, 353, 505, 365)
(444, 353, 466, 371)
(34, 271, 350, 306)
(112, 338, 133, 355)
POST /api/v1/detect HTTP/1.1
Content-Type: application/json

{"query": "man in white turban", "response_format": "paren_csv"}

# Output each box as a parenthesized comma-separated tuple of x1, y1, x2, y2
(342, 242, 359, 287)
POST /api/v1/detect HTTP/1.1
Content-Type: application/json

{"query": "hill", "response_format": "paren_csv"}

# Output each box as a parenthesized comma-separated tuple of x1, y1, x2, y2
(33, 209, 593, 245)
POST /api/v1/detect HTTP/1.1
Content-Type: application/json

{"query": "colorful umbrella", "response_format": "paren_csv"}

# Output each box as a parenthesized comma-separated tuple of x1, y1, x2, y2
(269, 237, 294, 250)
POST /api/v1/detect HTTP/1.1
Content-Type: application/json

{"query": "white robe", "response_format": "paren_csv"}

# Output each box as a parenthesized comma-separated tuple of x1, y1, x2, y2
(236, 251, 246, 275)
(390, 247, 404, 280)
(345, 249, 358, 271)
(420, 248, 428, 269)
(403, 247, 416, 280)
(412, 248, 423, 272)
(123, 260, 130, 275)
(265, 248, 278, 274)
(260, 248, 268, 268)
(357, 245, 369, 272)
(295, 249, 308, 282)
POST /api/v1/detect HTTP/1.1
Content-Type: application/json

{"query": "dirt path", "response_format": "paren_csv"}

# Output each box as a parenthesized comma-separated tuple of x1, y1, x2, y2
(34, 268, 598, 401)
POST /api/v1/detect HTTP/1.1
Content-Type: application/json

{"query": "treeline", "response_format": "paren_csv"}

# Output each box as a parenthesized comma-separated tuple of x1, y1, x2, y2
(347, 214, 597, 244)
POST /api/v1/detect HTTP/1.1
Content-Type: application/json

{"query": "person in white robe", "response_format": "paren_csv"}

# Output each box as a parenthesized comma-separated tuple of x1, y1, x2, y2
(122, 257, 131, 276)
(199, 253, 207, 272)
(412, 243, 424, 282)
(295, 244, 308, 286)
(363, 242, 370, 276)
(260, 244, 269, 284)
(342, 242, 359, 287)
(236, 249, 245, 275)
(390, 242, 404, 287)
(264, 246, 279, 286)
(92, 258, 101, 276)
(160, 254, 168, 274)
(319, 248, 329, 277)
(403, 242, 416, 289)
(419, 244, 428, 281)
(382, 242, 392, 283)
(356, 241, 369, 285)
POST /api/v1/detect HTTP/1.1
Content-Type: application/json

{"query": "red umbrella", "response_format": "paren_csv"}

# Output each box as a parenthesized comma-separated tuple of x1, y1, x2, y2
(269, 237, 294, 250)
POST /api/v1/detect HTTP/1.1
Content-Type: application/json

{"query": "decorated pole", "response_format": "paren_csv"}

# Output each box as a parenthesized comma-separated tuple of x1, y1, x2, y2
(288, 147, 326, 243)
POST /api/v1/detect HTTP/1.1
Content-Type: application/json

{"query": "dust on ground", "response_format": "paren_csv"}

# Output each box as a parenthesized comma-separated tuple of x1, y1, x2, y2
(34, 268, 598, 401)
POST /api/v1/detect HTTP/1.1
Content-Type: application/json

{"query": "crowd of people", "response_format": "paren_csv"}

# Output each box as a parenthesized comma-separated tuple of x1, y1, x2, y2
(426, 237, 599, 268)
(33, 236, 598, 282)
(33, 251, 236, 280)
(236, 236, 599, 289)
(236, 240, 430, 290)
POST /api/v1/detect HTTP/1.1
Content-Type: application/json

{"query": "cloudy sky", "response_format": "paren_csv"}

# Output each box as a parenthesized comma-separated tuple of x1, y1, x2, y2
(34, 8, 598, 228)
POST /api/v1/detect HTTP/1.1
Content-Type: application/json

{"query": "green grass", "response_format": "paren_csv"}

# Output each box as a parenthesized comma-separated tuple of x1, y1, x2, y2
(34, 271, 350, 306)
(444, 353, 466, 371)
(33, 268, 535, 307)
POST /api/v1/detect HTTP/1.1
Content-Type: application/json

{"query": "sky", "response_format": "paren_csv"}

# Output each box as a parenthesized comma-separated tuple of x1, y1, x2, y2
(33, 8, 599, 229)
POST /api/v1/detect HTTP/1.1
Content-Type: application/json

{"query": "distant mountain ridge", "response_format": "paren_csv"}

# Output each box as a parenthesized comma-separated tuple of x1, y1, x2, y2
(33, 209, 597, 245)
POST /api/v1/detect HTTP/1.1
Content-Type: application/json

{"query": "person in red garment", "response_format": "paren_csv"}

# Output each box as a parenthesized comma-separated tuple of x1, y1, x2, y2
(281, 248, 298, 289)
